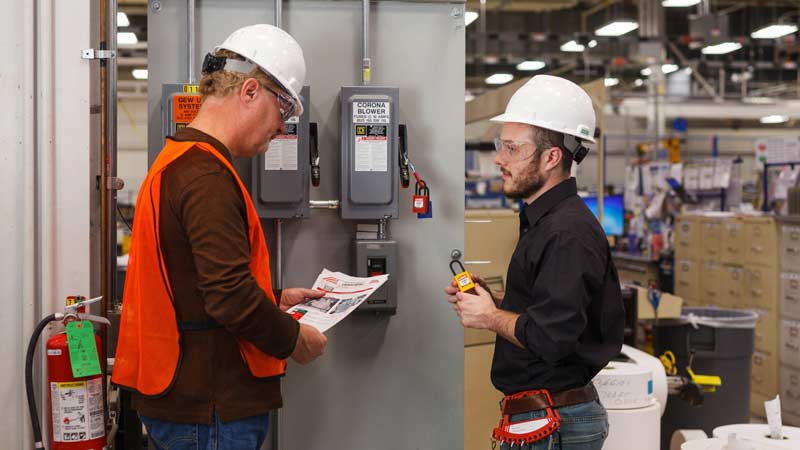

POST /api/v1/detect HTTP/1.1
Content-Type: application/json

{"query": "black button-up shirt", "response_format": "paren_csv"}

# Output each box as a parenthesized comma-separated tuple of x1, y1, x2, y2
(491, 178, 624, 395)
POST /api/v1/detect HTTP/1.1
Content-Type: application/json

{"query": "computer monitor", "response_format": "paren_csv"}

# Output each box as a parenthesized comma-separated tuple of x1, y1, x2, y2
(581, 194, 624, 236)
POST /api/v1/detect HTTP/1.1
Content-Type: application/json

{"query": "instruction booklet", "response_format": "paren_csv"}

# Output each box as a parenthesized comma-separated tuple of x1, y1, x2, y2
(286, 269, 389, 333)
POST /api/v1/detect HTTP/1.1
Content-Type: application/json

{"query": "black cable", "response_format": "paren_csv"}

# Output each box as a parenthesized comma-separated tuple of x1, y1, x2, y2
(117, 204, 133, 232)
(26, 314, 57, 450)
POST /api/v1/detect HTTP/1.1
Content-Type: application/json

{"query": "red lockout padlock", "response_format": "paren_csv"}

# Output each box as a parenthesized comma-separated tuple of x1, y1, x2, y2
(412, 182, 430, 214)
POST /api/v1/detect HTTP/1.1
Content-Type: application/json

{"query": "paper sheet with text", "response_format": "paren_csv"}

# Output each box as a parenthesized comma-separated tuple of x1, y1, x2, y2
(286, 269, 389, 333)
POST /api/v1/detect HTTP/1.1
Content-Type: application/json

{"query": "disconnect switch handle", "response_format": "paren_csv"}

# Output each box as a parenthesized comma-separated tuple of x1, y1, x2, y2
(310, 122, 320, 187)
(399, 124, 410, 188)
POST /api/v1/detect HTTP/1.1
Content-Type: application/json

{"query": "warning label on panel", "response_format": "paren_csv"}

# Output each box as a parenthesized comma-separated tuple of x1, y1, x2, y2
(265, 122, 299, 171)
(354, 124, 388, 172)
(352, 101, 390, 124)
(51, 379, 104, 443)
(172, 94, 202, 125)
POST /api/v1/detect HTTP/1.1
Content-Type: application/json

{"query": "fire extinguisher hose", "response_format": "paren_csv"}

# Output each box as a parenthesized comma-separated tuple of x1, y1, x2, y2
(25, 314, 57, 450)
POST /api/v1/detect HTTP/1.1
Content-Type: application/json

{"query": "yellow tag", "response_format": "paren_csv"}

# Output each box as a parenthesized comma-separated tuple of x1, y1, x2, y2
(454, 272, 476, 293)
(362, 68, 371, 84)
(182, 84, 199, 93)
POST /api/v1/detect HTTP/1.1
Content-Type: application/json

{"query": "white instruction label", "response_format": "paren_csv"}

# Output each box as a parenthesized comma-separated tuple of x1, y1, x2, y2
(265, 121, 299, 171)
(508, 418, 551, 434)
(51, 379, 105, 443)
(355, 136, 388, 172)
(352, 101, 390, 124)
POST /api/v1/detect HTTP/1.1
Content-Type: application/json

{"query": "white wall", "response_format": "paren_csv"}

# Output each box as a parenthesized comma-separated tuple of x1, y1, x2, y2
(0, 2, 91, 448)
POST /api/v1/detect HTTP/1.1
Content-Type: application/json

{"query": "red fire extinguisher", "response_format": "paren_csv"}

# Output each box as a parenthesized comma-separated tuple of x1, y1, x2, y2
(26, 296, 109, 450)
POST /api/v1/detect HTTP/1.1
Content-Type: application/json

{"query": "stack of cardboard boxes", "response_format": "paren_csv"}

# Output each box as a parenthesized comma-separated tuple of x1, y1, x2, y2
(463, 210, 518, 450)
(674, 212, 800, 423)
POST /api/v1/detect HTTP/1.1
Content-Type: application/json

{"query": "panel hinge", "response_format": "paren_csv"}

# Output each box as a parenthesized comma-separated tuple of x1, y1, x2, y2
(82, 49, 116, 60)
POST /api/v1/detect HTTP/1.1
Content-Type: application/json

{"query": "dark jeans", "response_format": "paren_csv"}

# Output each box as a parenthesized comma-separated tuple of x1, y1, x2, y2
(499, 399, 609, 450)
(140, 411, 269, 450)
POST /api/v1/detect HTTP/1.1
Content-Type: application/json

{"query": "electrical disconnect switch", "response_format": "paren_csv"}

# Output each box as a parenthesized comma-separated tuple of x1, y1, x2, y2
(355, 240, 397, 314)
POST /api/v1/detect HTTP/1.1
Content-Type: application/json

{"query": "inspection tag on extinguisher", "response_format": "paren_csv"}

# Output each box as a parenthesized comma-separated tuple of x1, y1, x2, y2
(50, 379, 105, 442)
(65, 321, 101, 377)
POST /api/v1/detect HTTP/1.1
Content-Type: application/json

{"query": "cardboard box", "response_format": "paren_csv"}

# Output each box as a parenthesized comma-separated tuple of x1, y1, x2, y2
(674, 215, 700, 261)
(674, 259, 700, 304)
(465, 344, 504, 450)
(721, 218, 745, 266)
(744, 216, 778, 269)
(751, 350, 778, 396)
(780, 363, 800, 416)
(629, 285, 683, 320)
(781, 318, 800, 367)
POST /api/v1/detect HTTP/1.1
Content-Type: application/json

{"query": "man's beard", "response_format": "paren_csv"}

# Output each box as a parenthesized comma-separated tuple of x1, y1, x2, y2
(503, 152, 545, 200)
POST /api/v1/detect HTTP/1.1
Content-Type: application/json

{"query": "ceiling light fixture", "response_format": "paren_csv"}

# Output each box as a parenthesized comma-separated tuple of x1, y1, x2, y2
(485, 73, 513, 85)
(760, 115, 789, 124)
(117, 12, 130, 27)
(751, 24, 798, 40)
(516, 60, 546, 71)
(595, 21, 639, 37)
(662, 64, 679, 74)
(560, 40, 585, 52)
(634, 79, 644, 87)
(701, 42, 742, 55)
(465, 11, 479, 27)
(662, 0, 701, 7)
(604, 78, 620, 87)
(118, 32, 138, 45)
(132, 68, 148, 80)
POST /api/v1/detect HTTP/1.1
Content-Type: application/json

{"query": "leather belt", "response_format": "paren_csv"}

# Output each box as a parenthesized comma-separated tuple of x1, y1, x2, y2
(502, 384, 599, 416)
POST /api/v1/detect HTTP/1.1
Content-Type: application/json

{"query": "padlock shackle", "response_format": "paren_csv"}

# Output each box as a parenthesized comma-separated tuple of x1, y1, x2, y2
(450, 259, 466, 276)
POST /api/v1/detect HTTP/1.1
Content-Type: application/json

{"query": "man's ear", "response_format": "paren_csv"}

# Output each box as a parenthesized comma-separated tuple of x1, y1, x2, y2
(543, 146, 563, 171)
(240, 78, 261, 103)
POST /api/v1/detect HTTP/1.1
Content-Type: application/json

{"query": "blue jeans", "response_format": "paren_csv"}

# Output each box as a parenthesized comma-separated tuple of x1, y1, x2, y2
(499, 400, 609, 450)
(140, 411, 269, 450)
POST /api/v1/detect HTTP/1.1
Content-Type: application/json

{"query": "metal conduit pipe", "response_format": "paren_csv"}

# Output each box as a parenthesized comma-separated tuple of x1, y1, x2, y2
(362, 0, 370, 85)
(188, 0, 197, 84)
(310, 200, 341, 209)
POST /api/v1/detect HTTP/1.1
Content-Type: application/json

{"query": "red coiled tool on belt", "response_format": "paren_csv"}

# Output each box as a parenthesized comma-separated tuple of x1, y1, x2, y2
(492, 389, 561, 448)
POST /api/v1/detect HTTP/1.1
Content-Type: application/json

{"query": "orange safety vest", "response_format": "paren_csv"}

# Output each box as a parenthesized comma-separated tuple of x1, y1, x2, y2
(111, 139, 286, 397)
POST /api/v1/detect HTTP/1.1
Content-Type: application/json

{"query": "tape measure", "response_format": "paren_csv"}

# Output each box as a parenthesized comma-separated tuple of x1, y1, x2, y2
(450, 260, 476, 294)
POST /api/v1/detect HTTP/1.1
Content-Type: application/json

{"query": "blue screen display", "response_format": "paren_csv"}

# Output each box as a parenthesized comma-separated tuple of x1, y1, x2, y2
(581, 194, 624, 236)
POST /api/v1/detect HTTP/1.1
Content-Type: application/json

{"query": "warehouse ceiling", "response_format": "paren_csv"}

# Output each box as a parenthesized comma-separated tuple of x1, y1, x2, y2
(117, 1, 799, 103)
(465, 0, 800, 100)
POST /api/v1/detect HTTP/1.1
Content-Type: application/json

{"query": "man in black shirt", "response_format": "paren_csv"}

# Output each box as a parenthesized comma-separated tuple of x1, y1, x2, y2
(446, 75, 624, 449)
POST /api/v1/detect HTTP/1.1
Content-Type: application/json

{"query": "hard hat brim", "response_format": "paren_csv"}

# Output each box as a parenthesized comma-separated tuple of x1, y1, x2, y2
(489, 113, 596, 144)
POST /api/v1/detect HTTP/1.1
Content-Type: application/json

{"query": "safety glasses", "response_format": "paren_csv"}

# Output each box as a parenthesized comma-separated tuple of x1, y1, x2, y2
(493, 137, 538, 162)
(262, 84, 297, 122)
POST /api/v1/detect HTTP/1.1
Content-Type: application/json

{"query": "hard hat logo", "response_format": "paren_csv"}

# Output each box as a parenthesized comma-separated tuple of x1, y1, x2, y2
(491, 75, 597, 148)
(214, 24, 307, 117)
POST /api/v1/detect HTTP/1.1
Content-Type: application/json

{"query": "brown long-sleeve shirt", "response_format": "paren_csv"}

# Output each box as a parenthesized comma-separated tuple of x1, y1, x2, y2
(132, 127, 300, 424)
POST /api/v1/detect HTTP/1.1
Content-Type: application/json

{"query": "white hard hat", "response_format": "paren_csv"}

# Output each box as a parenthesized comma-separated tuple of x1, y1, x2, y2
(215, 24, 306, 116)
(491, 75, 596, 144)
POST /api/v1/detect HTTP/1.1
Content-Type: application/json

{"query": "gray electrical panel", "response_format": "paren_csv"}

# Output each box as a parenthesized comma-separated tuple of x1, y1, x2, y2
(156, 83, 202, 159)
(252, 86, 313, 219)
(339, 86, 399, 219)
(354, 240, 397, 314)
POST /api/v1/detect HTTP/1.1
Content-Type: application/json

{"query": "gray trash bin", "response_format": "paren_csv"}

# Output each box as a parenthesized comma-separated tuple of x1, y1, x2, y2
(654, 307, 757, 450)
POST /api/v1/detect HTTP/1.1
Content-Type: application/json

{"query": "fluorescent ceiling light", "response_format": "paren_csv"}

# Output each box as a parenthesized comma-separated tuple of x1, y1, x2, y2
(751, 24, 798, 40)
(662, 64, 679, 74)
(117, 12, 130, 27)
(634, 78, 644, 87)
(760, 115, 789, 124)
(465, 11, 479, 27)
(516, 60, 546, 71)
(662, 0, 701, 7)
(485, 73, 513, 85)
(132, 68, 148, 80)
(641, 64, 681, 76)
(588, 40, 598, 48)
(701, 42, 742, 55)
(118, 32, 138, 45)
(561, 40, 585, 52)
(604, 78, 619, 87)
(595, 21, 639, 37)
